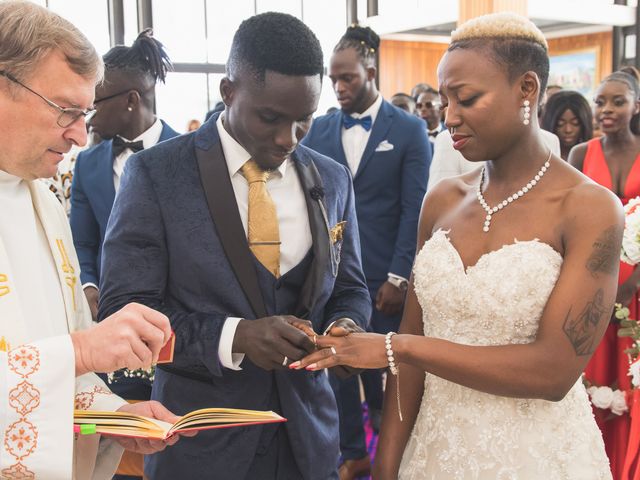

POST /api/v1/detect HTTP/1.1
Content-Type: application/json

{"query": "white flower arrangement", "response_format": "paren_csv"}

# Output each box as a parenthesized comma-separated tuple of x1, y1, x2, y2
(586, 385, 628, 416)
(621, 197, 640, 265)
(107, 366, 155, 384)
(630, 359, 640, 389)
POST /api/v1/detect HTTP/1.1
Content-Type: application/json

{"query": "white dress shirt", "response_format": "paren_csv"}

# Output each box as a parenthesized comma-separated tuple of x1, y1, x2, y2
(341, 94, 383, 176)
(113, 118, 163, 191)
(216, 114, 312, 369)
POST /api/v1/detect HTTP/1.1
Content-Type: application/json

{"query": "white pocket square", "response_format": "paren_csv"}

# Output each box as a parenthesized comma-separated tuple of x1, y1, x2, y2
(375, 140, 394, 152)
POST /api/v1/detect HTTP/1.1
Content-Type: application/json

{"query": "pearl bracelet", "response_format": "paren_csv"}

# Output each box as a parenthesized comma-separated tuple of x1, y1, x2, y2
(385, 332, 403, 421)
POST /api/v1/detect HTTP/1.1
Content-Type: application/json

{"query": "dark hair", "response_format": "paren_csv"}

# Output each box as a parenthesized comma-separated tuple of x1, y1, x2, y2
(103, 29, 171, 84)
(334, 25, 380, 68)
(601, 70, 640, 135)
(448, 38, 549, 104)
(227, 12, 324, 82)
(541, 90, 593, 144)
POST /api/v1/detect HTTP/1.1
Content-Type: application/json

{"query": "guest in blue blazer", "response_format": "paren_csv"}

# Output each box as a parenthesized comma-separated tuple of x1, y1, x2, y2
(69, 30, 179, 479)
(71, 30, 178, 323)
(99, 13, 371, 480)
(301, 25, 431, 480)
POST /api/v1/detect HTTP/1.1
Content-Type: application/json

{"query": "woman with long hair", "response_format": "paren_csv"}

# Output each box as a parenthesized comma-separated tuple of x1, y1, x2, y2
(541, 90, 593, 160)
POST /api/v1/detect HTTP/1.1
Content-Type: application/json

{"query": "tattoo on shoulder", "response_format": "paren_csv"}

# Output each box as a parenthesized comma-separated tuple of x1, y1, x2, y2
(562, 289, 606, 356)
(585, 225, 622, 278)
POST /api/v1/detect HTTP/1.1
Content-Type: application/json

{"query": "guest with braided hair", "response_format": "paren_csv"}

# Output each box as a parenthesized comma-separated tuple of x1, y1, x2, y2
(71, 29, 178, 321)
(69, 29, 179, 480)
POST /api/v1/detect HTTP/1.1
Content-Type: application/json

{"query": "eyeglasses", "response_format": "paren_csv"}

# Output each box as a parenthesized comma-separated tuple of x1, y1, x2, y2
(0, 70, 96, 128)
(94, 89, 133, 104)
(416, 101, 442, 110)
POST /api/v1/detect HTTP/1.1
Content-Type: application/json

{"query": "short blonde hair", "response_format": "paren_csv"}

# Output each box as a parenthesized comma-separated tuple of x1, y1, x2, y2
(448, 12, 549, 96)
(452, 12, 547, 51)
(0, 0, 103, 83)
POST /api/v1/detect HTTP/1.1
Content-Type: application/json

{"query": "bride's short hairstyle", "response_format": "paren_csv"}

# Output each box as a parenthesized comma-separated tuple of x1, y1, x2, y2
(448, 13, 549, 102)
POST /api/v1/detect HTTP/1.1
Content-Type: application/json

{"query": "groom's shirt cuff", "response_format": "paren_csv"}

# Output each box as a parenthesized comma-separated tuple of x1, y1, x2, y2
(219, 317, 245, 370)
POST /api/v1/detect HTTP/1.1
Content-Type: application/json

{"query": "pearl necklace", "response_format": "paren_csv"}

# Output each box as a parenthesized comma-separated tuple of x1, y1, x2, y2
(477, 150, 552, 233)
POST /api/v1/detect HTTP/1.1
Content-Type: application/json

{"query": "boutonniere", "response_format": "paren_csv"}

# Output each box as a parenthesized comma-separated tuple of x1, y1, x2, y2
(329, 221, 347, 244)
(309, 185, 342, 276)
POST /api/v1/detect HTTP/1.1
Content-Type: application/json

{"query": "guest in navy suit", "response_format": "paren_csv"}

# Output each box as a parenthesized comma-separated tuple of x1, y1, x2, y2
(69, 31, 178, 479)
(71, 29, 178, 323)
(302, 25, 431, 480)
(99, 13, 371, 480)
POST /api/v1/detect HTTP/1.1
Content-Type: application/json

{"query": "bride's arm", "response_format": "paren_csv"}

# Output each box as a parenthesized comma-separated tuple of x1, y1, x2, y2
(373, 279, 425, 479)
(297, 182, 624, 401)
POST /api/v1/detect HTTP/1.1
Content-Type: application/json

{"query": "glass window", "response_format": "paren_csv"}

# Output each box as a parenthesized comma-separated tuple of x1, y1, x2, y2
(207, 73, 225, 112)
(153, 0, 207, 63)
(303, 0, 346, 62)
(156, 72, 209, 134)
(256, 0, 302, 17)
(48, 0, 110, 55)
(206, 0, 255, 64)
(123, 0, 139, 46)
(626, 34, 636, 60)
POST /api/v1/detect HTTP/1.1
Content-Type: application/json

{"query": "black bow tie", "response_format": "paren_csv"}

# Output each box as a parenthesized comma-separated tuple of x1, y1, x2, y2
(428, 129, 439, 138)
(112, 137, 144, 157)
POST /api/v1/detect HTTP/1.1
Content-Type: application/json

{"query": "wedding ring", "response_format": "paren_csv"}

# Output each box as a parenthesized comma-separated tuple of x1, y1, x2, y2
(282, 356, 288, 367)
(330, 346, 337, 355)
(313, 334, 318, 346)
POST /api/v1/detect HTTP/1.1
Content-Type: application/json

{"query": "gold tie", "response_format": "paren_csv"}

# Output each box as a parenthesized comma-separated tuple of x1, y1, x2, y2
(241, 159, 281, 277)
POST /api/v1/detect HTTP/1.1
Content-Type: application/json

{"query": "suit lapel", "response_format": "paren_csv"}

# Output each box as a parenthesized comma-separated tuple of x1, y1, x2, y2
(195, 139, 267, 319)
(330, 113, 349, 168)
(354, 100, 394, 179)
(97, 142, 116, 209)
(293, 151, 331, 319)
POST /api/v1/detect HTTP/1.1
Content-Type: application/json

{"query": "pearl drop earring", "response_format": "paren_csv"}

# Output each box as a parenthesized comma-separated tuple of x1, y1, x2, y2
(523, 100, 531, 125)
(127, 107, 133, 112)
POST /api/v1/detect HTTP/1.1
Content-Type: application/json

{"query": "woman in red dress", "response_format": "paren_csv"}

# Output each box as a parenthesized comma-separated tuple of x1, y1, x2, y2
(570, 69, 640, 479)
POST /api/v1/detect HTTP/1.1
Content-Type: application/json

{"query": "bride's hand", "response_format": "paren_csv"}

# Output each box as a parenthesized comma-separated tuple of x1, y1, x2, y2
(289, 333, 389, 371)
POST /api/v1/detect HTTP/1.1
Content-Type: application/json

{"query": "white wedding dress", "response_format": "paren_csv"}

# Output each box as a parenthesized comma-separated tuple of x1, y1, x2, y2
(398, 230, 612, 480)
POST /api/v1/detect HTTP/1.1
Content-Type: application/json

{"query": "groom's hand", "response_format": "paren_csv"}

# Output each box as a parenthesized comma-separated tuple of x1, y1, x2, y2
(326, 318, 365, 378)
(232, 316, 316, 371)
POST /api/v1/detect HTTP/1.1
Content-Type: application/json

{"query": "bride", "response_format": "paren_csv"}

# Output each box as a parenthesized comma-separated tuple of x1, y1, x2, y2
(292, 13, 618, 479)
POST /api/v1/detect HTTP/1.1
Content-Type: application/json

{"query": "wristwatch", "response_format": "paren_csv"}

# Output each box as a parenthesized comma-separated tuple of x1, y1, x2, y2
(387, 274, 408, 291)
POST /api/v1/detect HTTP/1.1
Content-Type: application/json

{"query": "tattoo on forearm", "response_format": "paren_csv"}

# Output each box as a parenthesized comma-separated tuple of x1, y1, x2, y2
(562, 289, 606, 356)
(586, 225, 621, 278)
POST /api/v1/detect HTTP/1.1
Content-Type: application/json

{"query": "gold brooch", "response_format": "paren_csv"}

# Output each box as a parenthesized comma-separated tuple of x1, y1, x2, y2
(329, 221, 347, 244)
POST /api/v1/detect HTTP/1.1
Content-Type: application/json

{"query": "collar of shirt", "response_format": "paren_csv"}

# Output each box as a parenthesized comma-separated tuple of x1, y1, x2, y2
(428, 123, 444, 137)
(115, 117, 163, 149)
(343, 93, 383, 126)
(216, 114, 288, 180)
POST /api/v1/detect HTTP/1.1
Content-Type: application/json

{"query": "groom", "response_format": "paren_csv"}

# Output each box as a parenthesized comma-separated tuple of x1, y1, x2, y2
(99, 12, 371, 480)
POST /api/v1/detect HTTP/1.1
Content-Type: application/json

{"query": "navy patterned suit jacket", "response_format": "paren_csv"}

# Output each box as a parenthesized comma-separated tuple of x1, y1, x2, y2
(98, 113, 371, 479)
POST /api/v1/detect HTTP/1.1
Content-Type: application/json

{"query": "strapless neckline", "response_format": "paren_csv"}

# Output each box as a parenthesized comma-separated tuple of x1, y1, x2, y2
(431, 228, 563, 274)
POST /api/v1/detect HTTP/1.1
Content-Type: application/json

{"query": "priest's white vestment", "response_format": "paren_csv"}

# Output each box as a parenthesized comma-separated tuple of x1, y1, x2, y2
(0, 171, 127, 479)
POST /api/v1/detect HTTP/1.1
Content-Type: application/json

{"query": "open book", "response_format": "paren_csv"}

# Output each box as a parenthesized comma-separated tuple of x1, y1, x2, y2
(74, 407, 286, 440)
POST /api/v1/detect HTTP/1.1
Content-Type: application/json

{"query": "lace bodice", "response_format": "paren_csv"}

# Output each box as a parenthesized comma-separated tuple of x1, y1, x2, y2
(414, 229, 562, 345)
(398, 230, 611, 480)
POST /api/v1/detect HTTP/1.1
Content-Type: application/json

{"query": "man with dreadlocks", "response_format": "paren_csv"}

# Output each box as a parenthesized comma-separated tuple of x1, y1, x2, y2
(302, 25, 431, 479)
(71, 29, 178, 323)
(69, 29, 179, 480)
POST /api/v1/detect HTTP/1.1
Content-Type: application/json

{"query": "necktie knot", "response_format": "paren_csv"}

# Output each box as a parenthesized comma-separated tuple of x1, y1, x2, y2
(241, 159, 270, 184)
(343, 114, 372, 131)
(112, 137, 144, 158)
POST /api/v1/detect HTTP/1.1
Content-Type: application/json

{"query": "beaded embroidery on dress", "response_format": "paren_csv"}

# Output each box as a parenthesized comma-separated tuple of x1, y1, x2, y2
(398, 229, 611, 480)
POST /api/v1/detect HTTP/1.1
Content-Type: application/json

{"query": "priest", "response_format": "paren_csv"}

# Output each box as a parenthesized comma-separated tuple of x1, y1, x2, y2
(0, 2, 183, 478)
